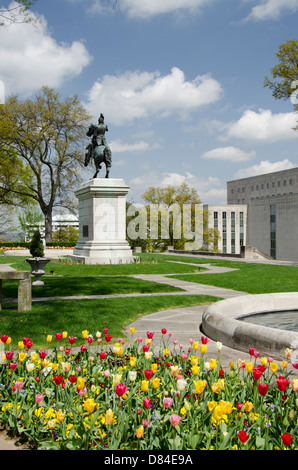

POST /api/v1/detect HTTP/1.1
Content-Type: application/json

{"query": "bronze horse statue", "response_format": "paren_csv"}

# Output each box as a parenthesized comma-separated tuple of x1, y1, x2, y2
(84, 114, 112, 178)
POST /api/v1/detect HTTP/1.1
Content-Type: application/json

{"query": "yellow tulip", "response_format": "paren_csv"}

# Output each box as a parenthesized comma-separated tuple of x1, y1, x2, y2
(163, 348, 170, 356)
(82, 330, 88, 339)
(243, 401, 254, 412)
(194, 379, 207, 394)
(211, 379, 225, 393)
(18, 352, 27, 362)
(200, 344, 207, 354)
(47, 335, 52, 343)
(129, 356, 136, 368)
(77, 376, 85, 390)
(30, 352, 38, 362)
(62, 331, 67, 339)
(210, 358, 217, 370)
(130, 327, 135, 334)
(212, 405, 225, 422)
(191, 365, 200, 375)
(245, 362, 253, 373)
(281, 361, 288, 369)
(190, 355, 199, 366)
(193, 341, 199, 351)
(207, 401, 217, 412)
(56, 410, 65, 422)
(141, 380, 149, 392)
(151, 363, 158, 373)
(152, 378, 160, 389)
(136, 425, 144, 439)
(270, 362, 278, 373)
(104, 409, 114, 425)
(18, 341, 25, 350)
(6, 337, 11, 345)
(84, 398, 96, 413)
(260, 357, 267, 366)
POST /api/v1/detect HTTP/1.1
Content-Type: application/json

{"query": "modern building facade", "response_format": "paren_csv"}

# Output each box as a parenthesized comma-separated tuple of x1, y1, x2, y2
(203, 204, 247, 255)
(227, 167, 298, 262)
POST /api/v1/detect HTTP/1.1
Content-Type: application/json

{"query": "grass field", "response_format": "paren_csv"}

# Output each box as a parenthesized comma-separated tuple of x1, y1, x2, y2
(1, 252, 297, 347)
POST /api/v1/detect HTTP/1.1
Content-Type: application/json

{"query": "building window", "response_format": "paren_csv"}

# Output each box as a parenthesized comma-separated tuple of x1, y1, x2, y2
(270, 205, 276, 258)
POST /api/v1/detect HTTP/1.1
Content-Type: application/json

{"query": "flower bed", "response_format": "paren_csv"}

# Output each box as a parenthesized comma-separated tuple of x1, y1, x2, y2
(0, 329, 297, 450)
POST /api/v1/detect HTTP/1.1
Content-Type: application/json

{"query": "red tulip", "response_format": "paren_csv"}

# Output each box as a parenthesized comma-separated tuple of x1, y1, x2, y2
(201, 336, 210, 344)
(0, 334, 8, 343)
(257, 383, 269, 396)
(100, 351, 107, 360)
(68, 336, 76, 345)
(103, 328, 108, 334)
(144, 369, 153, 380)
(146, 331, 154, 339)
(54, 375, 63, 385)
(281, 432, 293, 446)
(252, 367, 263, 381)
(105, 334, 112, 343)
(143, 397, 152, 408)
(238, 430, 250, 443)
(55, 333, 63, 341)
(115, 382, 127, 397)
(161, 328, 167, 335)
(39, 350, 47, 359)
(5, 351, 14, 360)
(276, 376, 289, 392)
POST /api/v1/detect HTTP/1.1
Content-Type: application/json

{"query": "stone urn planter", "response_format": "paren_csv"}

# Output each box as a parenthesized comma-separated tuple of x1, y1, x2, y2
(26, 229, 50, 286)
(25, 257, 51, 286)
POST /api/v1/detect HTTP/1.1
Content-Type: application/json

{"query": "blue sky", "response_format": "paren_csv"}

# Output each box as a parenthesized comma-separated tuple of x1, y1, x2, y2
(1, 0, 298, 204)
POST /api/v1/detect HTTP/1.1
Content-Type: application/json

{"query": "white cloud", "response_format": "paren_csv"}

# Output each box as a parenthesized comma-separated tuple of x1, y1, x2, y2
(246, 0, 298, 20)
(110, 139, 151, 153)
(226, 108, 298, 142)
(201, 146, 256, 162)
(0, 4, 92, 96)
(85, 67, 223, 125)
(234, 159, 295, 179)
(88, 0, 213, 18)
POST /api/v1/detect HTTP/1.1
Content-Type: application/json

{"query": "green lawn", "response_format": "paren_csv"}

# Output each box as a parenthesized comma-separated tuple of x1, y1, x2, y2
(166, 259, 298, 294)
(0, 295, 218, 349)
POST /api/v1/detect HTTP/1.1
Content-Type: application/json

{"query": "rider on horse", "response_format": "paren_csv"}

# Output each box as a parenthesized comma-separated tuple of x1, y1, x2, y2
(84, 113, 112, 178)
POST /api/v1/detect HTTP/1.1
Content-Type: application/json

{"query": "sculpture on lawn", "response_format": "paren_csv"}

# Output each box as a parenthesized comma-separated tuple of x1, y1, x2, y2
(84, 113, 112, 178)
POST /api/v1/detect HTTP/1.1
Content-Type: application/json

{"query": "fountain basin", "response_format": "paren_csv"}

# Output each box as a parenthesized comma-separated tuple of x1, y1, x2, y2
(202, 292, 298, 362)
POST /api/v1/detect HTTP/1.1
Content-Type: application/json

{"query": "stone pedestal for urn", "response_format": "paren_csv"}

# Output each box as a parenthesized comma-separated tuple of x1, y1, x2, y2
(71, 178, 134, 265)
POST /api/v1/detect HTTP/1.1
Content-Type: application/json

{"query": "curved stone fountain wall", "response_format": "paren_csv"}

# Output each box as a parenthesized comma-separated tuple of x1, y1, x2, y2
(202, 292, 298, 362)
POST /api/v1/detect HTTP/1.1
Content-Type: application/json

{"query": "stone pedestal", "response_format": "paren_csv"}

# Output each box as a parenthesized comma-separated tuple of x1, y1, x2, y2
(71, 178, 134, 264)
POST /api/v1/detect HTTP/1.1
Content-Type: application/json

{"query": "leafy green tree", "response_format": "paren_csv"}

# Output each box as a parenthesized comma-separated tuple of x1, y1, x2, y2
(52, 226, 79, 245)
(18, 208, 44, 242)
(264, 38, 298, 127)
(0, 86, 91, 242)
(137, 184, 203, 251)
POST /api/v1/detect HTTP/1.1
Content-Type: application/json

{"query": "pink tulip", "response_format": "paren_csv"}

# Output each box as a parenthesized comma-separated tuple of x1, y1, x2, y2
(170, 414, 182, 426)
(35, 393, 44, 404)
(163, 397, 173, 408)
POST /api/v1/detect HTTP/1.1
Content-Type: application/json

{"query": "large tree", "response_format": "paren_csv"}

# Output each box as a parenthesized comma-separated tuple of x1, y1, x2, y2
(0, 86, 91, 241)
(264, 39, 298, 115)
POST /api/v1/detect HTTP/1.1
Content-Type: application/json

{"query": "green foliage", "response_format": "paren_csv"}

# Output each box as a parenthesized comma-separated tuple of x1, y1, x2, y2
(29, 230, 44, 258)
(264, 39, 298, 102)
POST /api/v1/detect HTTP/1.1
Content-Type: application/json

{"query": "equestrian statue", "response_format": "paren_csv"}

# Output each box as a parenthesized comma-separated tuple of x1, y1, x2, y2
(84, 113, 112, 178)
